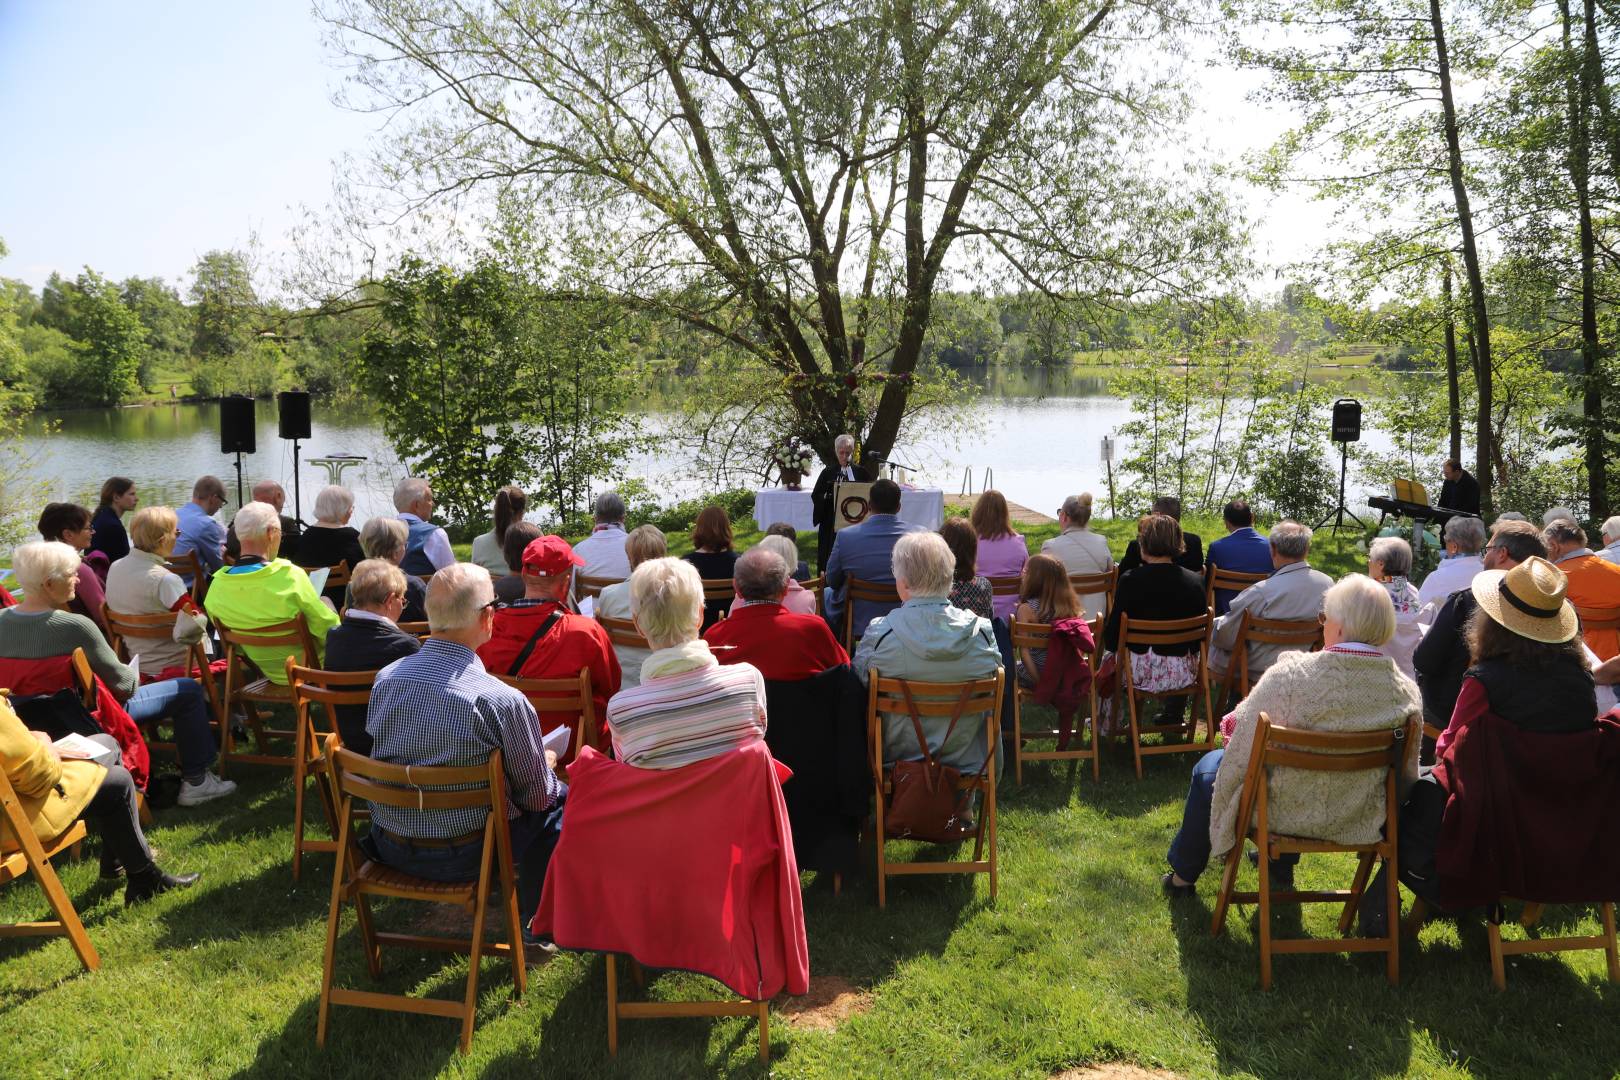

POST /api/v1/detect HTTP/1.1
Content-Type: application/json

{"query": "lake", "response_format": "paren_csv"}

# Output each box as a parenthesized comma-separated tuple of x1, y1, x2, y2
(21, 366, 1403, 527)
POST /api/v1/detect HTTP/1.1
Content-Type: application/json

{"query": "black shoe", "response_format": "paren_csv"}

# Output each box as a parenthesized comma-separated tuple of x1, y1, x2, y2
(124, 865, 201, 906)
(99, 851, 124, 880)
(1161, 871, 1195, 898)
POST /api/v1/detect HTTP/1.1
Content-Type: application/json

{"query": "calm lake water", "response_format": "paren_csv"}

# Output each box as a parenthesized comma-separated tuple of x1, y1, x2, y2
(22, 367, 1399, 527)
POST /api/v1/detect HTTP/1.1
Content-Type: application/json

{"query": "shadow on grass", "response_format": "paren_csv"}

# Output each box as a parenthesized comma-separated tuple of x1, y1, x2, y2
(153, 859, 327, 949)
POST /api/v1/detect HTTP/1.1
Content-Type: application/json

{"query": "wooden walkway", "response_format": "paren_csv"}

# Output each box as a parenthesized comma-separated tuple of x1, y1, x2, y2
(943, 493, 1056, 526)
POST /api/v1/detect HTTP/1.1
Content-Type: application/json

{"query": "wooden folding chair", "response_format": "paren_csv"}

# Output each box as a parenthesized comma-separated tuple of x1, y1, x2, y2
(1211, 712, 1415, 989)
(1009, 616, 1099, 784)
(842, 578, 901, 651)
(802, 575, 825, 616)
(1117, 612, 1217, 778)
(986, 574, 1022, 610)
(1068, 567, 1117, 625)
(1216, 612, 1323, 706)
(317, 738, 526, 1054)
(162, 549, 209, 604)
(285, 659, 377, 882)
(103, 605, 224, 755)
(214, 614, 317, 769)
(699, 578, 735, 620)
(868, 669, 1004, 908)
(0, 762, 99, 973)
(1206, 565, 1270, 614)
(396, 621, 430, 639)
(314, 561, 352, 592)
(576, 575, 622, 601)
(495, 669, 600, 759)
(597, 616, 650, 652)
(604, 951, 771, 1062)
(1484, 899, 1620, 990)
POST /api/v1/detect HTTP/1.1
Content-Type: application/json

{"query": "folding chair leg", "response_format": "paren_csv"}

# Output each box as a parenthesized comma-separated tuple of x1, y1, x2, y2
(1488, 916, 1507, 991)
(1384, 851, 1401, 985)
(317, 846, 347, 1047)
(499, 844, 527, 998)
(354, 893, 382, 979)
(1603, 903, 1620, 983)
(1211, 850, 1241, 937)
(1257, 844, 1273, 991)
(33, 857, 99, 972)
(606, 954, 620, 1057)
(1012, 693, 1024, 786)
(757, 1000, 770, 1063)
(873, 776, 888, 910)
(1339, 851, 1376, 934)
(292, 718, 309, 883)
(459, 837, 497, 1054)
(1127, 688, 1144, 779)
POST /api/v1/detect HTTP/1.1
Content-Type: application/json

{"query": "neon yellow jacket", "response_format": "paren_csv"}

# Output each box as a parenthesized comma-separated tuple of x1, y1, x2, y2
(203, 557, 339, 683)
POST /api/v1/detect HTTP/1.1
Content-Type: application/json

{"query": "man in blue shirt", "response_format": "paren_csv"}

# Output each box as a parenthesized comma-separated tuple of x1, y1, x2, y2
(172, 475, 229, 580)
(823, 479, 923, 641)
(1205, 499, 1273, 615)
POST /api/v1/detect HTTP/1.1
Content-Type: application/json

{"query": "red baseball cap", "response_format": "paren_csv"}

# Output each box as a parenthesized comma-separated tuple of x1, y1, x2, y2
(521, 535, 586, 577)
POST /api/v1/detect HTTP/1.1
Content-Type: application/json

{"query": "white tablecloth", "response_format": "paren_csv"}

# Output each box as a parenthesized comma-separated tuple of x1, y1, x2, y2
(753, 487, 946, 532)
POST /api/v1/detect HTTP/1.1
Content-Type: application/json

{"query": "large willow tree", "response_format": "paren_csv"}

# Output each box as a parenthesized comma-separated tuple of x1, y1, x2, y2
(323, 0, 1242, 463)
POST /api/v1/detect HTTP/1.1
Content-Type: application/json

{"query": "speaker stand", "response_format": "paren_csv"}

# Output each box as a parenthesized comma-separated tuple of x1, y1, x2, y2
(1314, 441, 1368, 533)
(232, 452, 246, 508)
(290, 438, 303, 526)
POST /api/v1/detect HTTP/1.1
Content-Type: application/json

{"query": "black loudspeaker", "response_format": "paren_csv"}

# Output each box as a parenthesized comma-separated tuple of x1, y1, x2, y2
(1331, 398, 1362, 443)
(219, 395, 256, 454)
(278, 390, 312, 441)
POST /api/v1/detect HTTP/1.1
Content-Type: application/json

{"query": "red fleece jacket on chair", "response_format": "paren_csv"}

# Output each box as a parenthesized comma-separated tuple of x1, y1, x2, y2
(0, 654, 151, 791)
(531, 740, 810, 1000)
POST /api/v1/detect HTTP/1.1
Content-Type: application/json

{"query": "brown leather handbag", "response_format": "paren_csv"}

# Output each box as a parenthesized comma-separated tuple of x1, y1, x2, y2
(884, 679, 981, 842)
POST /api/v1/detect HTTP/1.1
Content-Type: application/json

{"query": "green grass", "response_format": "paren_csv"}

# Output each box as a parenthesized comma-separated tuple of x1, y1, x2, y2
(6, 522, 1618, 1078)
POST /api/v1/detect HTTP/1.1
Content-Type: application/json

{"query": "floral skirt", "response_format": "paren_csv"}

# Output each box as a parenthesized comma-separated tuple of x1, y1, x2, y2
(1096, 648, 1199, 737)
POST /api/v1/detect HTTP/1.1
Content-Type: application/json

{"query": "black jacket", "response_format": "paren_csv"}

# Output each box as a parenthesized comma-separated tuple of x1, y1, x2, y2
(1119, 533, 1204, 576)
(810, 463, 871, 529)
(1104, 562, 1208, 655)
(1469, 655, 1596, 734)
(1438, 470, 1482, 516)
(322, 616, 422, 754)
(763, 665, 869, 875)
(1413, 590, 1475, 728)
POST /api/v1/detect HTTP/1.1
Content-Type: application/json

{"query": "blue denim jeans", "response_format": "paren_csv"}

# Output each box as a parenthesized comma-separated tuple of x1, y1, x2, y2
(368, 788, 568, 922)
(125, 677, 216, 779)
(1166, 748, 1296, 884)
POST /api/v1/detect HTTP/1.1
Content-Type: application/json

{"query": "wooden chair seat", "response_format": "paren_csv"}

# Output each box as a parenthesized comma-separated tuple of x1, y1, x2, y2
(1116, 612, 1217, 778)
(0, 821, 84, 885)
(0, 771, 98, 972)
(1010, 615, 1102, 784)
(215, 614, 317, 771)
(351, 859, 480, 902)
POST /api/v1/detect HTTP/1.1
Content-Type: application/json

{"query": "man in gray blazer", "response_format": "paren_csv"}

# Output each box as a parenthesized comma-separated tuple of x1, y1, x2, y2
(823, 480, 923, 640)
(1210, 521, 1333, 686)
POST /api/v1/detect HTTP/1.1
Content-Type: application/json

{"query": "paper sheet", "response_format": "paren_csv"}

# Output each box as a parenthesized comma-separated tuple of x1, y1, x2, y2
(306, 566, 330, 595)
(53, 733, 120, 766)
(543, 724, 572, 759)
(577, 596, 595, 618)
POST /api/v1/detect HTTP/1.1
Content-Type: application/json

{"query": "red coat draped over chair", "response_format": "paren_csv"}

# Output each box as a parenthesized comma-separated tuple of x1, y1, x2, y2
(0, 654, 150, 791)
(532, 741, 809, 1000)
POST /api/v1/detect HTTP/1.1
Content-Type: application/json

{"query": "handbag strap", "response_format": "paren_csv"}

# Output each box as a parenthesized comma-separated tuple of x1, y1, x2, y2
(895, 677, 975, 767)
(507, 609, 564, 677)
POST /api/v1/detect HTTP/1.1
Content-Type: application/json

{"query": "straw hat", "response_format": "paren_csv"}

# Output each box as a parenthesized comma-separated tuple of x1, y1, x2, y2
(1469, 555, 1579, 644)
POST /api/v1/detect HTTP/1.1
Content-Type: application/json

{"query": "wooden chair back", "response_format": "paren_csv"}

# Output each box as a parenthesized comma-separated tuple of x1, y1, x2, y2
(842, 577, 902, 650)
(0, 766, 99, 971)
(1069, 567, 1117, 622)
(163, 549, 208, 603)
(700, 577, 735, 604)
(1211, 711, 1416, 989)
(1226, 612, 1324, 698)
(316, 560, 352, 590)
(285, 659, 377, 881)
(68, 647, 97, 712)
(102, 604, 224, 743)
(986, 575, 1023, 602)
(597, 615, 651, 652)
(576, 575, 622, 600)
(319, 738, 525, 1052)
(802, 575, 826, 615)
(215, 613, 317, 769)
(496, 668, 600, 755)
(1206, 566, 1270, 611)
(396, 621, 431, 638)
(1115, 611, 1215, 778)
(866, 668, 1005, 908)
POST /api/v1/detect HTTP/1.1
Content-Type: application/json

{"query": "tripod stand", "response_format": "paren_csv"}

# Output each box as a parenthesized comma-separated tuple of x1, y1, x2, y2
(1314, 440, 1368, 533)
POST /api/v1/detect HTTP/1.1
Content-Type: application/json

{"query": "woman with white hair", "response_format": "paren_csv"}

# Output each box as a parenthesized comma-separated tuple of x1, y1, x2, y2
(1161, 573, 1422, 898)
(296, 485, 366, 593)
(811, 433, 871, 573)
(605, 557, 768, 769)
(852, 531, 1002, 773)
(1367, 535, 1422, 679)
(0, 541, 236, 807)
(354, 516, 428, 622)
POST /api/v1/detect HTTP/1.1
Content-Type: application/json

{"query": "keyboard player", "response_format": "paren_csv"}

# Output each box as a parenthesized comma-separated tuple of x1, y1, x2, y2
(1437, 458, 1481, 523)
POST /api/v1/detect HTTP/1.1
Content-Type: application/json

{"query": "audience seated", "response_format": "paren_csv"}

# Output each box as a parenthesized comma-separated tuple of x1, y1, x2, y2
(322, 560, 422, 754)
(204, 501, 339, 680)
(1543, 519, 1620, 660)
(595, 524, 666, 688)
(393, 476, 453, 576)
(681, 505, 741, 631)
(939, 518, 994, 621)
(1210, 521, 1332, 685)
(825, 479, 922, 639)
(2, 542, 233, 805)
(363, 563, 566, 923)
(1162, 574, 1422, 897)
(1413, 519, 1544, 731)
(470, 485, 527, 576)
(354, 517, 430, 621)
(607, 558, 768, 769)
(728, 536, 817, 617)
(225, 480, 302, 563)
(36, 502, 110, 640)
(476, 535, 620, 742)
(707, 548, 849, 680)
(0, 693, 198, 903)
(764, 521, 811, 580)
(89, 476, 137, 567)
(295, 485, 366, 601)
(1102, 514, 1208, 729)
(1543, 506, 1578, 527)
(972, 490, 1029, 621)
(572, 490, 633, 581)
(853, 532, 1001, 775)
(172, 474, 229, 579)
(1039, 492, 1113, 618)
(493, 521, 544, 605)
(1120, 496, 1204, 575)
(104, 507, 211, 679)
(1013, 554, 1081, 688)
(1416, 515, 1487, 619)
(1598, 516, 1620, 564)
(1204, 499, 1272, 615)
(1367, 536, 1421, 680)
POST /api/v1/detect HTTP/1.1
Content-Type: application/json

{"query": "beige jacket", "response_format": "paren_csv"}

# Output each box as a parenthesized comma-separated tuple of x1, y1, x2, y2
(1209, 649, 1422, 856)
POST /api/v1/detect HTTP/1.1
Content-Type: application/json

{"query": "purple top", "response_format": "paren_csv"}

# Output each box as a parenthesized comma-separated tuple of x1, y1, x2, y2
(976, 533, 1029, 620)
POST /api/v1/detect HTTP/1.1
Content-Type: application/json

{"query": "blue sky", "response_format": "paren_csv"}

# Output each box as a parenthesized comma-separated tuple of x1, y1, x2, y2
(0, 1, 376, 290)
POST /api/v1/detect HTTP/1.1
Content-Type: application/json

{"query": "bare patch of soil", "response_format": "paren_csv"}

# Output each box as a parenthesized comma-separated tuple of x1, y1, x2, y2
(776, 975, 874, 1032)
(1053, 1066, 1183, 1080)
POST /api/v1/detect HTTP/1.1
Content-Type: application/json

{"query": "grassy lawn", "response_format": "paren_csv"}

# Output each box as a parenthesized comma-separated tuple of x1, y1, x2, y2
(5, 521, 1618, 1078)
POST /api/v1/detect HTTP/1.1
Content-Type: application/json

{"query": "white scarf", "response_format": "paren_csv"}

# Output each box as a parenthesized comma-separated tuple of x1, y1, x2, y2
(641, 638, 718, 681)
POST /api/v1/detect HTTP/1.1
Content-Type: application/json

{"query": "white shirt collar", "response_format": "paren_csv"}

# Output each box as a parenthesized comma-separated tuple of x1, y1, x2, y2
(345, 608, 397, 627)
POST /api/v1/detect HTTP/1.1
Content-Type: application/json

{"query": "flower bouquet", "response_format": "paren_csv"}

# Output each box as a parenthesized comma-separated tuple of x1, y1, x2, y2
(770, 437, 817, 491)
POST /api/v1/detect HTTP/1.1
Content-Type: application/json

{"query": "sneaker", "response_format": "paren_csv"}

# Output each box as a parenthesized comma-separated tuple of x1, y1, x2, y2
(176, 772, 237, 806)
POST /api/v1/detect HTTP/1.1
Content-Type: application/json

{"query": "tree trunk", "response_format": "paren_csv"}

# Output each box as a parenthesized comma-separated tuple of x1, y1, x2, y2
(1577, 0, 1609, 517)
(1429, 0, 1494, 516)
(1442, 259, 1463, 463)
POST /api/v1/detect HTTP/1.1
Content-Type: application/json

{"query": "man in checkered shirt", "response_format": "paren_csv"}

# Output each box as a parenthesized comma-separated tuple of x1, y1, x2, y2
(363, 562, 566, 929)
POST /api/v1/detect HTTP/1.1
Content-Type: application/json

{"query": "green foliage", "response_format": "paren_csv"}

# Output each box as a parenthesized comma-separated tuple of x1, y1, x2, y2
(119, 276, 190, 389)
(189, 338, 283, 399)
(27, 268, 146, 405)
(188, 249, 258, 359)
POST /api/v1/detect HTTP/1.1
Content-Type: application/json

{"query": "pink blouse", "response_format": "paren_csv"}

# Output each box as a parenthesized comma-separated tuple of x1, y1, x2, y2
(975, 533, 1029, 620)
(727, 579, 818, 618)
